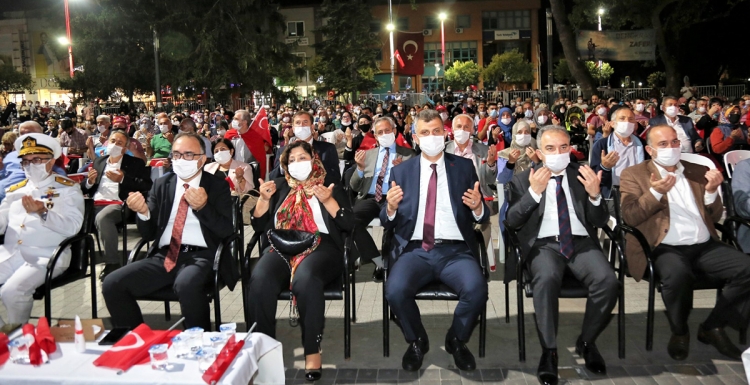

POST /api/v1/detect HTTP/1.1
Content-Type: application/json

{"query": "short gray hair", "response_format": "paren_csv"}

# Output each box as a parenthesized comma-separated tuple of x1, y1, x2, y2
(537, 125, 570, 144)
(110, 129, 131, 146)
(452, 114, 475, 130)
(96, 114, 111, 123)
(234, 109, 251, 123)
(18, 121, 43, 135)
(416, 108, 441, 126)
(372, 116, 395, 133)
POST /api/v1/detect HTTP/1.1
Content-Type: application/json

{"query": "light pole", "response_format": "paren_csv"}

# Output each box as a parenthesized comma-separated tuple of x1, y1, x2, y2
(387, 22, 395, 93)
(434, 63, 440, 92)
(597, 8, 604, 70)
(438, 12, 447, 66)
(63, 0, 74, 78)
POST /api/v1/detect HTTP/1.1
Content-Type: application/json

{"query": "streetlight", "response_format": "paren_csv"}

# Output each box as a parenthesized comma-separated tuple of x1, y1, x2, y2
(438, 12, 447, 66)
(596, 8, 604, 70)
(63, 0, 74, 78)
(434, 63, 440, 92)
(387, 22, 395, 93)
(638, 82, 642, 87)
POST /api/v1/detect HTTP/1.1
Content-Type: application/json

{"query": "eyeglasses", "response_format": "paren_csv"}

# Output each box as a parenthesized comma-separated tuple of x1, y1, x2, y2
(171, 151, 204, 160)
(653, 139, 682, 149)
(21, 157, 52, 167)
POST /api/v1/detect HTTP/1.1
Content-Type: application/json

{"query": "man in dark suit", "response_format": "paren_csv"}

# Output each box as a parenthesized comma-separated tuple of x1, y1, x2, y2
(380, 109, 489, 372)
(103, 132, 236, 330)
(506, 126, 618, 385)
(350, 116, 414, 279)
(82, 130, 151, 280)
(269, 111, 340, 185)
(648, 96, 703, 153)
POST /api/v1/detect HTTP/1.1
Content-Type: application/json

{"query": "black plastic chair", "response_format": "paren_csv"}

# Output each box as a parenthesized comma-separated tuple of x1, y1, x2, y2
(32, 198, 98, 321)
(503, 218, 625, 362)
(381, 229, 489, 358)
(126, 233, 243, 331)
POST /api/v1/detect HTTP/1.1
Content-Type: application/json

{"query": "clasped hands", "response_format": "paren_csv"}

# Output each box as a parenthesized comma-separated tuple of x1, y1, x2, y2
(529, 164, 602, 199)
(386, 181, 484, 217)
(127, 186, 208, 215)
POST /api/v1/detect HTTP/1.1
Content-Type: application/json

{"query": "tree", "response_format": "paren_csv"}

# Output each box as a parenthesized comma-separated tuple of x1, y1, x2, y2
(444, 61, 481, 90)
(585, 61, 615, 86)
(549, 0, 598, 97)
(482, 50, 534, 89)
(0, 60, 34, 104)
(647, 71, 666, 88)
(310, 0, 381, 97)
(554, 59, 574, 83)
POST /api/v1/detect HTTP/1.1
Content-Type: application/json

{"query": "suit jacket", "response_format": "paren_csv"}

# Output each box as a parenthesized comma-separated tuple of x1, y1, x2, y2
(251, 177, 355, 252)
(379, 152, 490, 262)
(505, 162, 609, 281)
(350, 145, 415, 199)
(269, 139, 340, 186)
(444, 140, 498, 199)
(81, 154, 152, 201)
(619, 160, 723, 281)
(731, 158, 750, 253)
(138, 171, 238, 290)
(648, 115, 702, 151)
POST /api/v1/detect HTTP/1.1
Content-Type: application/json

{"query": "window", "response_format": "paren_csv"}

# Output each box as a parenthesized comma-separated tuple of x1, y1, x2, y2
(482, 10, 530, 30)
(424, 41, 477, 65)
(424, 16, 438, 30)
(399, 76, 413, 91)
(287, 21, 304, 37)
(370, 21, 382, 33)
(294, 52, 307, 58)
(422, 76, 440, 93)
(456, 15, 471, 29)
(397, 17, 409, 31)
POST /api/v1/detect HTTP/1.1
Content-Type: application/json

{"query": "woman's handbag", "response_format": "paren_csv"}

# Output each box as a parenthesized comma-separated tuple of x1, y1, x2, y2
(266, 229, 317, 256)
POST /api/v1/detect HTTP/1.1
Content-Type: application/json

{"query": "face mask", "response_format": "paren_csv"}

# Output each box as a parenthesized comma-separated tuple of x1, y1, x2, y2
(214, 149, 232, 164)
(635, 103, 645, 112)
(287, 160, 312, 180)
(515, 134, 531, 146)
(615, 121, 635, 137)
(524, 110, 533, 118)
(294, 126, 312, 140)
(417, 135, 445, 156)
(398, 107, 403, 111)
(501, 117, 512, 126)
(217, 129, 226, 136)
(341, 119, 351, 125)
(689, 104, 695, 110)
(559, 108, 566, 114)
(440, 112, 448, 121)
(597, 107, 607, 116)
(729, 113, 741, 125)
(107, 142, 124, 158)
(231, 120, 242, 130)
(665, 105, 678, 117)
(410, 111, 416, 116)
(698, 106, 706, 113)
(282, 117, 290, 123)
(543, 152, 570, 173)
(172, 158, 201, 180)
(97, 125, 107, 133)
(489, 110, 498, 118)
(577, 99, 583, 103)
(453, 129, 470, 144)
(159, 124, 169, 134)
(537, 115, 548, 125)
(319, 117, 327, 123)
(25, 161, 51, 185)
(534, 102, 540, 107)
(650, 147, 681, 167)
(376, 110, 383, 115)
(359, 124, 371, 132)
(378, 132, 396, 148)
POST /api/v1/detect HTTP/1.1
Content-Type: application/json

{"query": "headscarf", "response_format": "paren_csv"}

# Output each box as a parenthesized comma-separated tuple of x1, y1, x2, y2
(498, 120, 537, 173)
(718, 105, 745, 139)
(533, 107, 552, 129)
(496, 107, 515, 144)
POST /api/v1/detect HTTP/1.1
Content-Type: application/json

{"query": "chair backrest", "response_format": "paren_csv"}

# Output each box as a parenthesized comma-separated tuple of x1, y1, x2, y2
(724, 150, 750, 178)
(71, 199, 95, 273)
(680, 153, 716, 169)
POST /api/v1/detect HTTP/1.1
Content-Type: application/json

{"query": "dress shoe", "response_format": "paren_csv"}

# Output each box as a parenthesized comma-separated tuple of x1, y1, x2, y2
(667, 332, 690, 361)
(304, 368, 322, 382)
(99, 264, 119, 282)
(402, 337, 429, 371)
(372, 266, 385, 282)
(537, 348, 558, 385)
(445, 330, 476, 371)
(575, 336, 606, 374)
(697, 324, 742, 360)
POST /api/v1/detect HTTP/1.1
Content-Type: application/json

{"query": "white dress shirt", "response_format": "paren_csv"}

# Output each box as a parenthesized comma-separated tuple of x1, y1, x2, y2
(273, 195, 329, 234)
(138, 174, 208, 248)
(528, 170, 601, 238)
(87, 157, 123, 202)
(666, 116, 692, 153)
(650, 162, 715, 245)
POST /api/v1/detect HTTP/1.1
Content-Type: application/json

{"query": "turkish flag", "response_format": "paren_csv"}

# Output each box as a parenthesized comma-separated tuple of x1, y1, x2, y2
(396, 32, 424, 75)
(93, 324, 178, 372)
(35, 316, 57, 355)
(225, 108, 272, 179)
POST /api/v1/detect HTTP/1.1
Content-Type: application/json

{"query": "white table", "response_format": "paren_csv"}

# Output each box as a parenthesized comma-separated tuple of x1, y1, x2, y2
(742, 347, 750, 384)
(0, 332, 285, 385)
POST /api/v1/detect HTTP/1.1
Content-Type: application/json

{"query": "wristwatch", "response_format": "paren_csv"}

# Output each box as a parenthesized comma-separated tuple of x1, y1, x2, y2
(40, 209, 49, 221)
(589, 193, 602, 201)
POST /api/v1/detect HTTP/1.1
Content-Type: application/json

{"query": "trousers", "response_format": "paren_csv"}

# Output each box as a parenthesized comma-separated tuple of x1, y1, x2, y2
(0, 251, 65, 327)
(95, 204, 123, 265)
(351, 197, 385, 264)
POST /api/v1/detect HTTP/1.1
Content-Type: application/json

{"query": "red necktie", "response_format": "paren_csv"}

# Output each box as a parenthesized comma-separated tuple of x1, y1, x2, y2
(374, 148, 390, 202)
(422, 164, 437, 251)
(164, 183, 190, 272)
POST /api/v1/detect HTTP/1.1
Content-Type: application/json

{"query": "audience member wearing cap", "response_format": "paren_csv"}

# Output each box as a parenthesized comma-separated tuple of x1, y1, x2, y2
(0, 121, 67, 203)
(709, 105, 750, 156)
(0, 133, 85, 333)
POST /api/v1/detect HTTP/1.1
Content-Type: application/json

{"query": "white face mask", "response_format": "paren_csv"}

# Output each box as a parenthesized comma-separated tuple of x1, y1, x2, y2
(294, 126, 312, 140)
(172, 158, 201, 180)
(24, 161, 51, 185)
(417, 135, 445, 156)
(319, 117, 327, 123)
(665, 105, 678, 117)
(635, 103, 645, 112)
(615, 121, 635, 137)
(287, 160, 312, 181)
(501, 117, 512, 126)
(651, 147, 681, 167)
(231, 120, 242, 130)
(515, 134, 531, 147)
(282, 117, 290, 123)
(378, 132, 396, 148)
(440, 112, 448, 121)
(106, 142, 124, 158)
(537, 115, 548, 125)
(217, 129, 226, 136)
(698, 106, 706, 113)
(597, 107, 607, 116)
(524, 110, 534, 118)
(453, 129, 471, 145)
(97, 125, 107, 133)
(214, 150, 232, 164)
(543, 152, 570, 173)
(159, 124, 169, 134)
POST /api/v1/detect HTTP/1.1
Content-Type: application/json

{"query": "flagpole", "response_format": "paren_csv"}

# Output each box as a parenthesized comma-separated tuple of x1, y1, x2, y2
(388, 0, 395, 93)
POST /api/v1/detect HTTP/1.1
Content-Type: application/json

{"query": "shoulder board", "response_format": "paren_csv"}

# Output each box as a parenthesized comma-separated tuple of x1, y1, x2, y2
(55, 176, 75, 186)
(7, 179, 28, 193)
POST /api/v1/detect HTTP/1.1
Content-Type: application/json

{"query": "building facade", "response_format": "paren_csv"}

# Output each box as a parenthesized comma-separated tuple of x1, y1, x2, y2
(277, 5, 319, 98)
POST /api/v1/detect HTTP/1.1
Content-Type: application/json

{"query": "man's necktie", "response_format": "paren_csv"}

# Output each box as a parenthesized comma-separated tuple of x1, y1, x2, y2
(554, 175, 574, 259)
(164, 183, 190, 272)
(374, 148, 390, 202)
(422, 164, 437, 251)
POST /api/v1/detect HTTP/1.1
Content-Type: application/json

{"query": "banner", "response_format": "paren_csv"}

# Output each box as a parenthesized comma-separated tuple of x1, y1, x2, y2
(394, 32, 424, 76)
(576, 30, 655, 61)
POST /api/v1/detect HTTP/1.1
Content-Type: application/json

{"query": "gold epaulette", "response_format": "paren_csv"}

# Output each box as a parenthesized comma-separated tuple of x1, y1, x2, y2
(55, 176, 75, 186)
(7, 179, 28, 192)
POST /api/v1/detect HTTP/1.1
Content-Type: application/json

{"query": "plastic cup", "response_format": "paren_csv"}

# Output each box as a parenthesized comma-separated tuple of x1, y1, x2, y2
(197, 347, 216, 373)
(171, 334, 190, 358)
(184, 327, 204, 358)
(209, 334, 227, 350)
(8, 337, 31, 364)
(219, 323, 236, 340)
(149, 344, 169, 370)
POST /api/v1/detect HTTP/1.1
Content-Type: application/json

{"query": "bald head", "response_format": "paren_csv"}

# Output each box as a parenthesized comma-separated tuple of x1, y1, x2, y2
(19, 121, 43, 136)
(646, 125, 677, 147)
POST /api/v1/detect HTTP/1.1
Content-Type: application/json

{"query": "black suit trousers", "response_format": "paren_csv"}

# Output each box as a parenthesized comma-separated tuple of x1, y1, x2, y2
(527, 237, 619, 349)
(352, 197, 386, 264)
(102, 248, 214, 330)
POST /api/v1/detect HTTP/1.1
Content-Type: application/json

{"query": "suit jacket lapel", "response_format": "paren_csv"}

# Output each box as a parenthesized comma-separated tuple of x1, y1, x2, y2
(444, 156, 463, 220)
(565, 166, 586, 222)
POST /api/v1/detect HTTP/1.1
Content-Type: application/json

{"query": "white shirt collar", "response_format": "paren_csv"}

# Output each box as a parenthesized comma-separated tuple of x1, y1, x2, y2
(653, 161, 684, 177)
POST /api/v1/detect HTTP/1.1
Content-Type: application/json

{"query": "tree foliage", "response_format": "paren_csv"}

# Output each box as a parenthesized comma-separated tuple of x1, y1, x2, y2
(555, 59, 614, 85)
(444, 61, 481, 90)
(0, 60, 34, 103)
(482, 50, 534, 89)
(309, 0, 381, 96)
(549, 0, 598, 97)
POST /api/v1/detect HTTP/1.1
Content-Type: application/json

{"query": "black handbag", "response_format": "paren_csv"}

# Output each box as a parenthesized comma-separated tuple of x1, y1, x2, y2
(266, 229, 317, 256)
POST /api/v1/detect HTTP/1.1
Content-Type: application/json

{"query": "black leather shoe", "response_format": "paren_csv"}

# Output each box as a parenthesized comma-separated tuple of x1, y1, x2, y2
(537, 348, 558, 385)
(575, 336, 606, 374)
(697, 324, 742, 360)
(445, 331, 476, 371)
(402, 340, 427, 371)
(99, 264, 119, 282)
(372, 266, 385, 282)
(667, 332, 690, 361)
(305, 368, 322, 382)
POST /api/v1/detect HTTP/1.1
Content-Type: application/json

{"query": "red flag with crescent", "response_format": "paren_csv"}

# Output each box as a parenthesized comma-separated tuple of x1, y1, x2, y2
(224, 108, 272, 179)
(93, 324, 179, 371)
(394, 49, 405, 68)
(396, 32, 424, 75)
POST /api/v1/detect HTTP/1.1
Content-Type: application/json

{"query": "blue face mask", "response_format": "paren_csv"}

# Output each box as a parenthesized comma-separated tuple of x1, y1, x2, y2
(489, 110, 498, 118)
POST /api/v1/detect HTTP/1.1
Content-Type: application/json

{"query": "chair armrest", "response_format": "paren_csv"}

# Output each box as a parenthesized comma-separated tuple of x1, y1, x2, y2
(502, 220, 525, 284)
(44, 233, 89, 284)
(472, 229, 490, 280)
(600, 225, 628, 276)
(214, 233, 241, 272)
(615, 223, 655, 277)
(127, 238, 151, 265)
(244, 232, 262, 276)
(724, 215, 750, 230)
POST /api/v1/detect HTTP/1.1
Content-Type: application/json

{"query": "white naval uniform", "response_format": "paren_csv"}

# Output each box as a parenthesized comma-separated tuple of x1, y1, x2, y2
(0, 173, 84, 326)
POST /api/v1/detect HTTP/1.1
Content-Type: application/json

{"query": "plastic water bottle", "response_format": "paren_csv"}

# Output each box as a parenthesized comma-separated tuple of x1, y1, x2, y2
(74, 315, 86, 353)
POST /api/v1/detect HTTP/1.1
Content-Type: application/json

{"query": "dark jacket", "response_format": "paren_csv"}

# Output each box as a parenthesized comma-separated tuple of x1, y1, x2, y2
(81, 154, 151, 201)
(269, 140, 341, 186)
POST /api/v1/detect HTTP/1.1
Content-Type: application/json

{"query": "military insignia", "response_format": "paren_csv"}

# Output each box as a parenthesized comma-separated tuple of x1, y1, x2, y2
(55, 176, 75, 186)
(43, 187, 59, 209)
(7, 179, 28, 193)
(22, 137, 36, 149)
